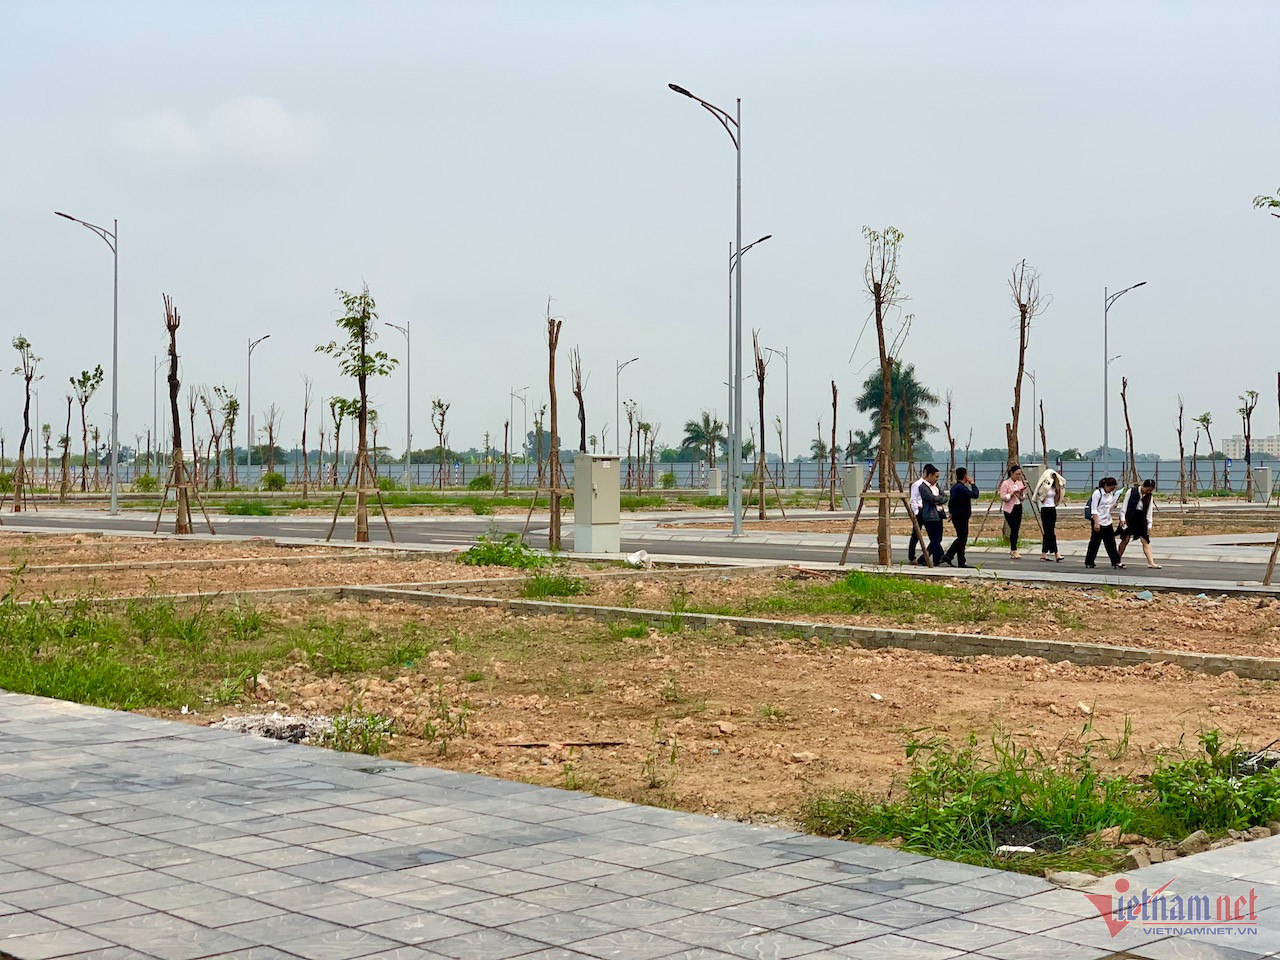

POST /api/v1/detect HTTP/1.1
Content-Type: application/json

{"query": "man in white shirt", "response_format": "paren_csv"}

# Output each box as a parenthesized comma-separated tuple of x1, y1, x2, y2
(906, 474, 925, 563)
(1084, 476, 1124, 569)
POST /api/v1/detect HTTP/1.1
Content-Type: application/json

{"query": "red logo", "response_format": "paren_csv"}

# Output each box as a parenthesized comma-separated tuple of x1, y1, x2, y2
(1084, 877, 1260, 938)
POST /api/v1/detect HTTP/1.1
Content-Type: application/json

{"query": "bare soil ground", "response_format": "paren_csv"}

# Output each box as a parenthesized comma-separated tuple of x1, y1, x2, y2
(151, 600, 1280, 820)
(0, 533, 565, 600)
(573, 569, 1280, 660)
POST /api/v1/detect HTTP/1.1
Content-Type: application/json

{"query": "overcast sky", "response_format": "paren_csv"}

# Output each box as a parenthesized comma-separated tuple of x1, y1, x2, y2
(2, 1, 1277, 461)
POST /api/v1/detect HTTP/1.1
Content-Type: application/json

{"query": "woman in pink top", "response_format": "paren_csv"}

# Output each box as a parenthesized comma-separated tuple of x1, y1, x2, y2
(998, 464, 1028, 559)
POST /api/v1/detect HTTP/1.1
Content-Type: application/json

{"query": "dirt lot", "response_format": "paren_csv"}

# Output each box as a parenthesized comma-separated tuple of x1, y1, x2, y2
(573, 568, 1280, 660)
(156, 600, 1280, 820)
(0, 533, 558, 600)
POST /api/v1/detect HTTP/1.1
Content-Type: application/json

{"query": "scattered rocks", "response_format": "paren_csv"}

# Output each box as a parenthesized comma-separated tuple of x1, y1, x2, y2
(788, 751, 818, 764)
(716, 721, 737, 737)
(1076, 702, 1092, 716)
(1045, 870, 1101, 890)
(212, 712, 333, 744)
(1094, 825, 1122, 845)
(1177, 830, 1211, 856)
(1268, 821, 1280, 836)
(1123, 848, 1151, 870)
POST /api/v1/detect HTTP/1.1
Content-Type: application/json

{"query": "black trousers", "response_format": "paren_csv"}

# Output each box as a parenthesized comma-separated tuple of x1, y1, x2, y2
(944, 516, 969, 566)
(1041, 506, 1058, 554)
(1086, 524, 1121, 566)
(1006, 504, 1023, 551)
(924, 519, 944, 565)
(907, 510, 923, 559)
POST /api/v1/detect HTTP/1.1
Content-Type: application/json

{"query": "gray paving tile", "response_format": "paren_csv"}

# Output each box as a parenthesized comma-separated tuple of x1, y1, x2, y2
(0, 910, 67, 938)
(709, 899, 829, 930)
(0, 926, 116, 959)
(429, 928, 551, 959)
(719, 932, 830, 958)
(299, 895, 420, 927)
(646, 912, 762, 947)
(828, 933, 965, 959)
(271, 926, 404, 960)
(904, 883, 1013, 911)
(958, 901, 1082, 934)
(775, 913, 892, 946)
(975, 934, 1111, 959)
(1131, 939, 1276, 959)
(359, 913, 482, 944)
(575, 896, 690, 927)
(221, 912, 346, 944)
(35, 893, 152, 926)
(501, 910, 622, 945)
(516, 882, 628, 912)
(567, 929, 694, 959)
(646, 884, 755, 912)
(437, 895, 554, 926)
(84, 913, 254, 960)
(167, 895, 286, 928)
(904, 917, 1021, 951)
(843, 897, 955, 929)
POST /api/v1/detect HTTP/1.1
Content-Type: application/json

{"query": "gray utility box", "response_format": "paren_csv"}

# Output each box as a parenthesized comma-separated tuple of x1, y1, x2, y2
(841, 464, 865, 511)
(573, 453, 621, 553)
(707, 467, 722, 497)
(1253, 467, 1273, 504)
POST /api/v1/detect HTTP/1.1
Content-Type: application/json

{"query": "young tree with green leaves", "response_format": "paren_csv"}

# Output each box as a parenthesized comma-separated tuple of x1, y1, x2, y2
(431, 399, 451, 489)
(1194, 412, 1217, 490)
(316, 285, 397, 542)
(70, 365, 103, 492)
(10, 336, 41, 511)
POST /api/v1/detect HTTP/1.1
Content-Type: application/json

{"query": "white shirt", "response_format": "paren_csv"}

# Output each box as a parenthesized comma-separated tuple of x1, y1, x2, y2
(909, 478, 924, 514)
(1042, 487, 1057, 508)
(1090, 488, 1116, 527)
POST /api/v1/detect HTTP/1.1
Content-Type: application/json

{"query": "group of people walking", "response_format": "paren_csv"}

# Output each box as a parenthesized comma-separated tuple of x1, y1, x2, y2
(906, 464, 1161, 570)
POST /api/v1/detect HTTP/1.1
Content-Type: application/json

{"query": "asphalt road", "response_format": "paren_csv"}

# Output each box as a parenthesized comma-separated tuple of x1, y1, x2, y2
(3, 509, 1273, 587)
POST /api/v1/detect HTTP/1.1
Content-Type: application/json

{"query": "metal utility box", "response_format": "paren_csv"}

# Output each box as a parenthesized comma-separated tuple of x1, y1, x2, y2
(707, 467, 722, 497)
(841, 464, 864, 511)
(1253, 467, 1273, 504)
(574, 454, 621, 552)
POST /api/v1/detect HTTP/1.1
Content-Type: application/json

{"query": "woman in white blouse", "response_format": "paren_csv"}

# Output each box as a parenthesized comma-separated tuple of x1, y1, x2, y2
(1033, 468, 1066, 562)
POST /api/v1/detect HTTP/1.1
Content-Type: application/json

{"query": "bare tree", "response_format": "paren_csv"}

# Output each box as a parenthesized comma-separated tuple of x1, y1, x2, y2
(263, 403, 282, 475)
(752, 331, 769, 519)
(70, 365, 103, 492)
(1194, 412, 1217, 489)
(864, 226, 907, 564)
(1038, 400, 1048, 470)
(329, 398, 346, 488)
(1176, 396, 1187, 502)
(213, 386, 239, 487)
(623, 400, 637, 489)
(301, 377, 313, 499)
(58, 397, 72, 503)
(431, 399, 450, 489)
(10, 337, 41, 511)
(186, 387, 200, 490)
(569, 346, 587, 454)
(1121, 377, 1138, 484)
(636, 420, 650, 496)
(944, 390, 956, 481)
(502, 419, 511, 495)
(1239, 390, 1259, 499)
(829, 381, 839, 511)
(164, 295, 192, 534)
(1005, 260, 1047, 468)
(200, 388, 226, 489)
(1191, 428, 1201, 494)
(41, 423, 51, 489)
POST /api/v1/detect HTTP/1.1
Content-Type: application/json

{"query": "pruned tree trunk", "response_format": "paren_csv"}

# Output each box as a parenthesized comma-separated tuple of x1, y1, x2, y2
(864, 227, 905, 566)
(829, 381, 838, 512)
(752, 332, 767, 520)
(502, 420, 511, 496)
(1121, 377, 1138, 485)
(546, 302, 564, 550)
(1038, 400, 1048, 470)
(944, 390, 955, 481)
(301, 377, 312, 500)
(59, 397, 72, 503)
(164, 295, 192, 534)
(1004, 259, 1043, 470)
(1176, 396, 1186, 502)
(570, 347, 587, 454)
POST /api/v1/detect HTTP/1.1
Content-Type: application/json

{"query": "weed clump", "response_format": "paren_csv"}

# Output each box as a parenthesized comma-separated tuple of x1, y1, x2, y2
(458, 532, 548, 569)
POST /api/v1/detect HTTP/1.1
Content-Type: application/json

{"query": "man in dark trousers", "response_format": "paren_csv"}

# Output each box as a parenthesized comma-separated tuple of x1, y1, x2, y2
(918, 464, 949, 567)
(942, 467, 980, 567)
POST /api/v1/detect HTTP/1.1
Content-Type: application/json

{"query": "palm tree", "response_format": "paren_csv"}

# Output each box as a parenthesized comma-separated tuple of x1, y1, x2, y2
(855, 360, 939, 461)
(681, 411, 725, 468)
(847, 429, 877, 462)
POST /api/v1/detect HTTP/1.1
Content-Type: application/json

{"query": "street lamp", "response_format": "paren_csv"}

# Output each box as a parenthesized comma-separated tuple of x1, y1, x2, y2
(731, 235, 771, 489)
(510, 387, 529, 478)
(669, 81, 747, 536)
(615, 358, 639, 456)
(385, 322, 411, 491)
(54, 211, 119, 515)
(246, 335, 270, 472)
(764, 342, 788, 482)
(1103, 282, 1146, 460)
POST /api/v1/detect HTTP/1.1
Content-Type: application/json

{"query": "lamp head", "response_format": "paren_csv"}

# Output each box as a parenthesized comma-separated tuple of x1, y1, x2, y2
(54, 211, 75, 221)
(668, 83, 693, 98)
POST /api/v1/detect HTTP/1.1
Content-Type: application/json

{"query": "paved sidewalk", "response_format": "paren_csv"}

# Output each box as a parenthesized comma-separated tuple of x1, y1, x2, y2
(1, 692, 1278, 959)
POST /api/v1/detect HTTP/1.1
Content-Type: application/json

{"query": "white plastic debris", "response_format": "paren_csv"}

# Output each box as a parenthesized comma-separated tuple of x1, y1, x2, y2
(995, 845, 1036, 856)
(626, 550, 653, 570)
(870, 693, 884, 701)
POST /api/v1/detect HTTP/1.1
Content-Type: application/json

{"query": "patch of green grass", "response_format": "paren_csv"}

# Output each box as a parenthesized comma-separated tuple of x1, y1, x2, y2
(458, 533, 549, 570)
(758, 703, 787, 720)
(606, 621, 647, 640)
(324, 708, 395, 756)
(693, 570, 1027, 626)
(801, 728, 1280, 875)
(521, 571, 586, 599)
(224, 500, 272, 516)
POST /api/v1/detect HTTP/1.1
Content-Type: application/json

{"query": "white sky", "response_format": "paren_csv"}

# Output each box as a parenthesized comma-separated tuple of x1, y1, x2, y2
(2, 0, 1277, 459)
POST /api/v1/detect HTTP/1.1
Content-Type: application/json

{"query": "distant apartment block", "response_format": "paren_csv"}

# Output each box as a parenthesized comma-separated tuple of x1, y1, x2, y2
(1222, 435, 1280, 459)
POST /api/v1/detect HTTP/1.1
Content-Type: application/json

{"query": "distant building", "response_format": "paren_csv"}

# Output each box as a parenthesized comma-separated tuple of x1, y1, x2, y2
(1222, 435, 1280, 459)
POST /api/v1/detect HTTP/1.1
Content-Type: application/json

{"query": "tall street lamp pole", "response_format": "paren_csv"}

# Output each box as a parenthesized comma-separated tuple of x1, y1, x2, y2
(1103, 281, 1146, 462)
(54, 211, 119, 515)
(764, 343, 788, 482)
(510, 387, 528, 478)
(615, 357, 639, 457)
(669, 82, 746, 536)
(385, 322, 411, 491)
(247, 335, 270, 472)
(730, 234, 771, 485)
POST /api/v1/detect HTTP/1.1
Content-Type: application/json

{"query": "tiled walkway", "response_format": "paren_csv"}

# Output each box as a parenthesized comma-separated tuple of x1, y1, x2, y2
(0, 692, 1277, 960)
